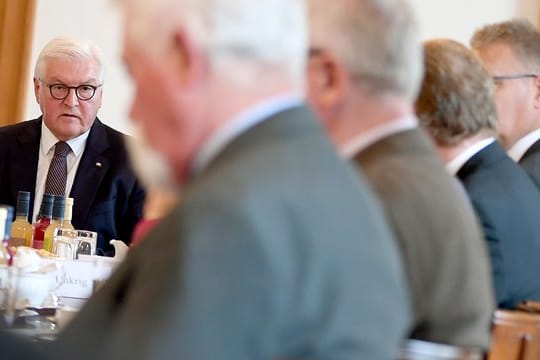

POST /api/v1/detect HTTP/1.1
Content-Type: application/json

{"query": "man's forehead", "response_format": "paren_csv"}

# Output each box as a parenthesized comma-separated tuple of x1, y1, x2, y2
(43, 58, 101, 83)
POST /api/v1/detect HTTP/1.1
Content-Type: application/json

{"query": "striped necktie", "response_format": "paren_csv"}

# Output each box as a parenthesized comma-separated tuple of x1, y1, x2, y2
(44, 141, 70, 196)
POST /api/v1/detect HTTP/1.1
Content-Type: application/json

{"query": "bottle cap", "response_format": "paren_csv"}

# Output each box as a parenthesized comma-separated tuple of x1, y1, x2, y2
(39, 194, 55, 218)
(16, 191, 31, 217)
(52, 195, 66, 220)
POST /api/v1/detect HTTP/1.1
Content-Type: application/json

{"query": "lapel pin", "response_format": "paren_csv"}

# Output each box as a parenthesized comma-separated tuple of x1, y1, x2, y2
(96, 162, 102, 167)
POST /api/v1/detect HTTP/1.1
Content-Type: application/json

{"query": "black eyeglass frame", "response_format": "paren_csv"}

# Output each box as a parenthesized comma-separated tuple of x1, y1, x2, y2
(38, 79, 102, 101)
(492, 74, 538, 82)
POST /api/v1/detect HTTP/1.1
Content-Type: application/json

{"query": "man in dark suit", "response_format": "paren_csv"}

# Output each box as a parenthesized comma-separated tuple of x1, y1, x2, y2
(306, 0, 494, 349)
(471, 19, 540, 188)
(416, 39, 540, 309)
(52, 1, 411, 359)
(0, 37, 145, 253)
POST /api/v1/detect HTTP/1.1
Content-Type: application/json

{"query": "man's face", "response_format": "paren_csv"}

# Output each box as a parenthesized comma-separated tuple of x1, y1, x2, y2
(34, 57, 103, 141)
(475, 43, 540, 148)
(122, 34, 207, 183)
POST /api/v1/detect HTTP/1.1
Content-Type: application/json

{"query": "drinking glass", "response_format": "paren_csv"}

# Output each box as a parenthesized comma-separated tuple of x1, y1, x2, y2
(76, 230, 97, 256)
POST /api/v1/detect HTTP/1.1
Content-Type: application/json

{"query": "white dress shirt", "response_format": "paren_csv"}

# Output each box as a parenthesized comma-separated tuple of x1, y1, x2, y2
(507, 128, 540, 162)
(446, 137, 495, 176)
(340, 115, 418, 159)
(33, 122, 90, 221)
(191, 94, 303, 177)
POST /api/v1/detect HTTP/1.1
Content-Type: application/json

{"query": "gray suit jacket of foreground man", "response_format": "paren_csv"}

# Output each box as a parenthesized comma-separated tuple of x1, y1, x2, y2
(53, 106, 410, 360)
(355, 128, 494, 349)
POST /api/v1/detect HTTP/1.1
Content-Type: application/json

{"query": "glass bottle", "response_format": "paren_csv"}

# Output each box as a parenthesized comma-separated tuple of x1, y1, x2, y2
(9, 191, 32, 247)
(62, 197, 75, 231)
(43, 195, 66, 252)
(0, 205, 14, 264)
(32, 194, 54, 250)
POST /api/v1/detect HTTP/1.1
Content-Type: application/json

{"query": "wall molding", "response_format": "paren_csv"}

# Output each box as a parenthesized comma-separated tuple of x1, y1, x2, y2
(0, 0, 36, 126)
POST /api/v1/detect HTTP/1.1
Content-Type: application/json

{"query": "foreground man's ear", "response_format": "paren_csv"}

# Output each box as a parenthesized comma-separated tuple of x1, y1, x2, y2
(306, 49, 349, 121)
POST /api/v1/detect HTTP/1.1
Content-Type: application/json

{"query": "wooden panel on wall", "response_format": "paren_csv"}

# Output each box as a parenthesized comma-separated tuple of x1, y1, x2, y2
(0, 0, 36, 126)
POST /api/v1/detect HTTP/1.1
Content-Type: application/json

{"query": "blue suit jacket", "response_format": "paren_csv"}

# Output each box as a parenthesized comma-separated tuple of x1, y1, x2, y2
(519, 138, 540, 189)
(0, 118, 145, 253)
(457, 141, 540, 308)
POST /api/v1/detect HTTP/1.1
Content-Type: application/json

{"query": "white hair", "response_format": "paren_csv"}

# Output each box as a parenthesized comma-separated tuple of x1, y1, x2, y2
(125, 126, 179, 193)
(34, 36, 105, 82)
(119, 0, 307, 88)
(308, 0, 423, 101)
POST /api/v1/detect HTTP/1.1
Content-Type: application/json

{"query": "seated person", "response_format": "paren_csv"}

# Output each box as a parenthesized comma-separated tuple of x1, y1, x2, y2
(0, 37, 145, 253)
(416, 38, 540, 309)
(306, 0, 494, 348)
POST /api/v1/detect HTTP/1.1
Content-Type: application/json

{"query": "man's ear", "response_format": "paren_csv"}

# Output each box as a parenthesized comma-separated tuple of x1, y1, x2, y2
(33, 78, 41, 104)
(306, 50, 349, 119)
(170, 27, 207, 87)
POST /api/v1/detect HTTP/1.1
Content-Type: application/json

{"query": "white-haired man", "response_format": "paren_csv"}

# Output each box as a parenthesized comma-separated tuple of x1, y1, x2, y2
(53, 0, 410, 359)
(0, 37, 145, 253)
(306, 0, 494, 349)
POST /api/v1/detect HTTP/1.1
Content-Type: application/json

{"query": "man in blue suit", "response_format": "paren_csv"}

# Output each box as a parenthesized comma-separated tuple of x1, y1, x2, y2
(471, 19, 540, 189)
(416, 39, 540, 309)
(0, 37, 145, 253)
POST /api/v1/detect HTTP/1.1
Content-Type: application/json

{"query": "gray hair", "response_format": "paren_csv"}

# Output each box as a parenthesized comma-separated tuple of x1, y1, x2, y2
(415, 39, 497, 146)
(34, 36, 105, 82)
(119, 0, 307, 88)
(471, 18, 540, 72)
(308, 0, 423, 101)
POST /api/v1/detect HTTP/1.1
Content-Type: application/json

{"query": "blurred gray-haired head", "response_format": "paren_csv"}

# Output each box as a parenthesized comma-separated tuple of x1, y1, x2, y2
(117, 0, 307, 89)
(307, 0, 423, 101)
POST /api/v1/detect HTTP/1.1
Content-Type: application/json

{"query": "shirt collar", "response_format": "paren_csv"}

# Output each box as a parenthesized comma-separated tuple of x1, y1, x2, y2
(191, 94, 303, 177)
(507, 128, 540, 161)
(446, 137, 495, 175)
(40, 121, 90, 156)
(341, 115, 418, 158)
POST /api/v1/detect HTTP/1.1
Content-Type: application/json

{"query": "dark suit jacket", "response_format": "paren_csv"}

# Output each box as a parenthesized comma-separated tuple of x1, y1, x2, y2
(457, 141, 540, 309)
(54, 106, 410, 359)
(354, 128, 494, 349)
(518, 138, 540, 189)
(0, 330, 51, 359)
(0, 118, 145, 253)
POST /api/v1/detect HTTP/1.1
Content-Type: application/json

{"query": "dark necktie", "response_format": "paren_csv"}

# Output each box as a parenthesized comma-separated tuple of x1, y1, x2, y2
(44, 141, 70, 196)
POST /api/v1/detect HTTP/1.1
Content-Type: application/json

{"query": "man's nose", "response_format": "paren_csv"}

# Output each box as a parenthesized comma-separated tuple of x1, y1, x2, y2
(63, 88, 79, 106)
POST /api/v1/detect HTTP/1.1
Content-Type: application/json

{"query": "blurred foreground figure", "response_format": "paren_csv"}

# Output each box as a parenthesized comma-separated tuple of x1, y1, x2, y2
(471, 19, 540, 188)
(416, 39, 540, 309)
(54, 0, 410, 359)
(306, 0, 493, 349)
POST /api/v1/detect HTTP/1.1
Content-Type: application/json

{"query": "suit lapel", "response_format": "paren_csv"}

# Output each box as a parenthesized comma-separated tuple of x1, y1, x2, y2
(70, 119, 110, 226)
(520, 138, 540, 163)
(457, 141, 505, 181)
(11, 119, 41, 219)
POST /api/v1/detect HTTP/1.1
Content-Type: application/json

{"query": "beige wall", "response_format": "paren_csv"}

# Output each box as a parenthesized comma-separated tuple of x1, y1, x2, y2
(410, 0, 538, 43)
(23, 0, 131, 134)
(23, 0, 540, 134)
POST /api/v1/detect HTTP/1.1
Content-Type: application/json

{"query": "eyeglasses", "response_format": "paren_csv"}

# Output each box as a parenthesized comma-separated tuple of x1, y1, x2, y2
(39, 79, 102, 101)
(492, 74, 538, 83)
